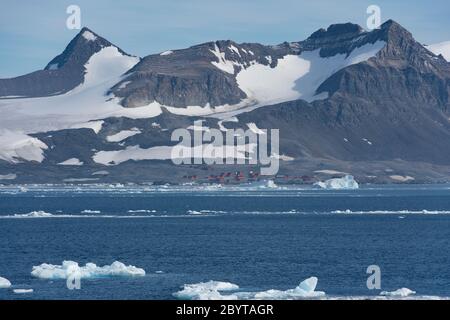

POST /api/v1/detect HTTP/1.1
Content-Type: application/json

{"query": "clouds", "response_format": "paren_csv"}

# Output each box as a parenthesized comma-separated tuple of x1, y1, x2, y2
(0, 0, 449, 77)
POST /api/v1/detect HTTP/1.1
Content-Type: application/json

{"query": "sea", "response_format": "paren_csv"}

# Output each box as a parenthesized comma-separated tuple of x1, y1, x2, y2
(0, 183, 449, 300)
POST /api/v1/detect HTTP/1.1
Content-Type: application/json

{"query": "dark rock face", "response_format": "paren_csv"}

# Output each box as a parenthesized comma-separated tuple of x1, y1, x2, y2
(0, 27, 131, 98)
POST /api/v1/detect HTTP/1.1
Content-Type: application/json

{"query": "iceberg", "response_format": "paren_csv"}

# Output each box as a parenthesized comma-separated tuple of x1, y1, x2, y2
(173, 281, 240, 300)
(252, 277, 325, 299)
(380, 288, 416, 297)
(314, 175, 359, 190)
(173, 277, 325, 300)
(31, 260, 145, 279)
(0, 276, 11, 288)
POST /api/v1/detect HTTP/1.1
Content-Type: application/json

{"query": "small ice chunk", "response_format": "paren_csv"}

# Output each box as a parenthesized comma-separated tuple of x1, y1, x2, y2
(160, 50, 173, 56)
(314, 175, 359, 190)
(380, 288, 416, 297)
(0, 276, 11, 288)
(13, 289, 34, 294)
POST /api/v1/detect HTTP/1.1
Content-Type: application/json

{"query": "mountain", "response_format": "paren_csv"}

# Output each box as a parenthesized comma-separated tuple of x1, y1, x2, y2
(0, 27, 133, 98)
(0, 20, 450, 185)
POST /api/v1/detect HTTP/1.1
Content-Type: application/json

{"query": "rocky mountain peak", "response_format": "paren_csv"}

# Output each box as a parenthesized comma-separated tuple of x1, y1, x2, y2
(44, 27, 129, 71)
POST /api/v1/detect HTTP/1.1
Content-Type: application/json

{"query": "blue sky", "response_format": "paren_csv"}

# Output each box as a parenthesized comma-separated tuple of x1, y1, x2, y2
(0, 0, 449, 77)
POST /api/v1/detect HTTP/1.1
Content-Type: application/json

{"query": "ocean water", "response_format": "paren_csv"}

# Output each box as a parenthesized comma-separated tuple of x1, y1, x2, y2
(0, 184, 450, 300)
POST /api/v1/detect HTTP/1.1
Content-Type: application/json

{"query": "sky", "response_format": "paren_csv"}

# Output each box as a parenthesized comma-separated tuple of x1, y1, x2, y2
(0, 0, 449, 77)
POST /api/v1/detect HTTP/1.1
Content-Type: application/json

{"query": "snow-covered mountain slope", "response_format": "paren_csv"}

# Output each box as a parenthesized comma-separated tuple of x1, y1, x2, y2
(111, 25, 387, 115)
(427, 41, 450, 61)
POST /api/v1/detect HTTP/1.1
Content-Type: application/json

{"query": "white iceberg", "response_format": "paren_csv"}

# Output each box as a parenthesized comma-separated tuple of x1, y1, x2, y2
(380, 288, 416, 297)
(252, 277, 325, 299)
(314, 175, 359, 190)
(173, 277, 325, 300)
(0, 276, 11, 288)
(14, 211, 53, 218)
(31, 261, 146, 279)
(173, 281, 239, 300)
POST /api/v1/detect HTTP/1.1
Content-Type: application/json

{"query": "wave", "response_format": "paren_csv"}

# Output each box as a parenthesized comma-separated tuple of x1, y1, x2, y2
(127, 209, 157, 213)
(81, 210, 101, 214)
(331, 209, 450, 215)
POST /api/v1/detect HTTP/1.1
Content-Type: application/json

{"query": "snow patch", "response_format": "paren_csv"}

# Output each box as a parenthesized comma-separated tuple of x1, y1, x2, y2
(0, 173, 17, 180)
(390, 175, 415, 182)
(427, 41, 450, 61)
(210, 44, 239, 74)
(160, 50, 173, 56)
(106, 128, 141, 142)
(31, 261, 145, 279)
(70, 121, 104, 134)
(236, 41, 386, 106)
(247, 122, 266, 135)
(58, 158, 83, 166)
(92, 170, 109, 176)
(82, 30, 97, 41)
(0, 130, 48, 163)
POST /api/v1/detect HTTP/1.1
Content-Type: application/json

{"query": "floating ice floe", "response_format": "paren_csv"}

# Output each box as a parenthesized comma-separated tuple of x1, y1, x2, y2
(314, 175, 359, 190)
(0, 276, 12, 288)
(173, 277, 325, 300)
(13, 211, 54, 218)
(81, 210, 101, 214)
(252, 277, 325, 299)
(173, 281, 240, 300)
(380, 288, 416, 297)
(13, 289, 34, 294)
(31, 261, 146, 279)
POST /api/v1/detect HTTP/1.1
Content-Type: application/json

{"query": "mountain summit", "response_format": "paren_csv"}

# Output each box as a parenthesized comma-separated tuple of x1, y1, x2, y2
(0, 27, 132, 98)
